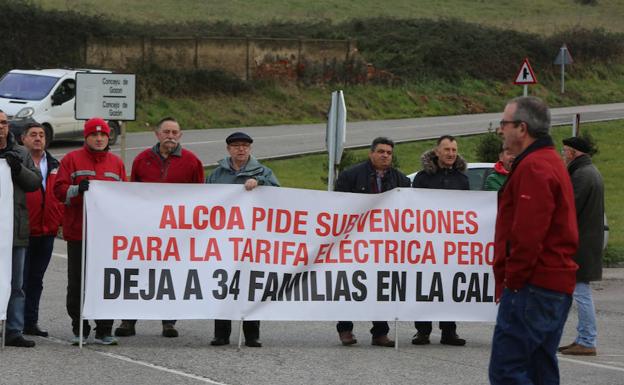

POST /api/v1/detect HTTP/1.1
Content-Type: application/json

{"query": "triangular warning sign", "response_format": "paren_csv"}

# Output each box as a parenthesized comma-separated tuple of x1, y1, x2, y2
(513, 58, 538, 85)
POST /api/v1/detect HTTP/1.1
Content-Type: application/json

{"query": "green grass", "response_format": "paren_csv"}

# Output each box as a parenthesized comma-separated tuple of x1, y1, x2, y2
(128, 63, 624, 132)
(255, 120, 623, 262)
(38, 0, 624, 34)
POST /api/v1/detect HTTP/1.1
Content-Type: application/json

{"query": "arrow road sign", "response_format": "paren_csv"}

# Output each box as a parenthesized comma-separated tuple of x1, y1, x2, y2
(513, 58, 538, 85)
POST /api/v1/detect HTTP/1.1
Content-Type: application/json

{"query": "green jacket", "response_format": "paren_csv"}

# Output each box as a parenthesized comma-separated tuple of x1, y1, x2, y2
(0, 132, 42, 246)
(484, 161, 508, 191)
(206, 156, 280, 187)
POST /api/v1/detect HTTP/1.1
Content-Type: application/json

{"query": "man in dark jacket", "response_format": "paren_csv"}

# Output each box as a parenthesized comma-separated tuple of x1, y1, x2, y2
(0, 110, 42, 348)
(334, 136, 411, 347)
(22, 123, 64, 338)
(489, 97, 578, 384)
(558, 136, 604, 356)
(411, 135, 469, 346)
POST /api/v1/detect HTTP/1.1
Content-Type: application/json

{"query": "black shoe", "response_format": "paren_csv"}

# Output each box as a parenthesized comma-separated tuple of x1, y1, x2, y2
(411, 333, 431, 345)
(162, 323, 179, 338)
(440, 333, 466, 346)
(245, 339, 262, 348)
(210, 337, 230, 346)
(6, 335, 36, 348)
(23, 324, 49, 337)
(114, 321, 136, 337)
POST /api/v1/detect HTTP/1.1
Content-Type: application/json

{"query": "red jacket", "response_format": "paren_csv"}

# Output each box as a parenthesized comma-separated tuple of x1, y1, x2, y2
(26, 152, 64, 237)
(494, 140, 578, 299)
(54, 145, 126, 241)
(131, 144, 204, 183)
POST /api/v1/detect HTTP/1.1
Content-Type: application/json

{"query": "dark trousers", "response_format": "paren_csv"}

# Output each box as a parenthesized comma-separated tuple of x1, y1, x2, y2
(67, 240, 114, 337)
(414, 321, 457, 336)
(23, 235, 55, 327)
(214, 319, 260, 341)
(489, 285, 572, 385)
(336, 321, 389, 338)
(119, 319, 176, 326)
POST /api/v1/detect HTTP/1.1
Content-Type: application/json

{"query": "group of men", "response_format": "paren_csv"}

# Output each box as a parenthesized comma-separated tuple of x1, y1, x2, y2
(1, 96, 606, 385)
(0, 113, 278, 347)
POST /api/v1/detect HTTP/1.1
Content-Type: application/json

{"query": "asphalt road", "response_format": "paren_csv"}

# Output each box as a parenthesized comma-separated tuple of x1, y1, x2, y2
(47, 102, 624, 168)
(1, 240, 623, 385)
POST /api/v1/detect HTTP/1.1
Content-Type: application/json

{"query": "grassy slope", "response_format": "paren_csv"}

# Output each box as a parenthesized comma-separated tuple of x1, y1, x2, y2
(129, 64, 624, 132)
(255, 121, 623, 261)
(38, 0, 624, 34)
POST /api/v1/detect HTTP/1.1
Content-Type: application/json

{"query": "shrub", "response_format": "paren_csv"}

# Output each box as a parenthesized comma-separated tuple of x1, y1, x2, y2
(476, 129, 503, 162)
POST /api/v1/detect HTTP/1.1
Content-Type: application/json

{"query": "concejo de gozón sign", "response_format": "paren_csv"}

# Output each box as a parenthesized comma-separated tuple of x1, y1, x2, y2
(75, 73, 136, 121)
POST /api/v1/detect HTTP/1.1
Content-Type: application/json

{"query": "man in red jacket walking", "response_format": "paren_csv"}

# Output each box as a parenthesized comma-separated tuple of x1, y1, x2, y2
(489, 97, 578, 385)
(114, 116, 204, 339)
(54, 118, 126, 346)
(22, 123, 64, 338)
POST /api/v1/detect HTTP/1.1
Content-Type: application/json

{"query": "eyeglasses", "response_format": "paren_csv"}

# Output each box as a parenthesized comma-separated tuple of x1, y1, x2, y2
(0, 120, 8, 125)
(499, 120, 521, 128)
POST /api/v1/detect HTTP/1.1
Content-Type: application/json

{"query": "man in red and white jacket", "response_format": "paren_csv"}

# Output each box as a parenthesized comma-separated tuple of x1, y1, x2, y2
(114, 116, 204, 339)
(22, 123, 64, 338)
(54, 117, 126, 346)
(489, 97, 578, 385)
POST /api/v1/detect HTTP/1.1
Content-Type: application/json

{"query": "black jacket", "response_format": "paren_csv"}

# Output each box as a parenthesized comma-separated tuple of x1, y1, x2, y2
(335, 160, 411, 194)
(0, 132, 42, 246)
(412, 149, 469, 190)
(568, 154, 604, 282)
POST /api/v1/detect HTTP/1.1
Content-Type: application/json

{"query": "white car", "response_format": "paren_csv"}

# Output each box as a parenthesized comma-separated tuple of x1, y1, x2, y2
(0, 68, 120, 146)
(408, 162, 609, 250)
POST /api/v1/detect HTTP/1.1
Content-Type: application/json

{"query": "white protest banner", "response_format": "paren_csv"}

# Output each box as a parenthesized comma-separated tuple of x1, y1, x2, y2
(0, 160, 13, 321)
(84, 181, 498, 321)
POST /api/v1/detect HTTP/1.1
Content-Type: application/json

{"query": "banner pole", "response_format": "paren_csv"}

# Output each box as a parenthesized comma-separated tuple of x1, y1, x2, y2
(394, 318, 399, 351)
(79, 195, 87, 349)
(237, 318, 244, 350)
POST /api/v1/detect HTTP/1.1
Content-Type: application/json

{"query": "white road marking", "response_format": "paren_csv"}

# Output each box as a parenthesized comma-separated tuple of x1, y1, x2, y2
(560, 356, 624, 372)
(52, 252, 67, 259)
(45, 336, 230, 385)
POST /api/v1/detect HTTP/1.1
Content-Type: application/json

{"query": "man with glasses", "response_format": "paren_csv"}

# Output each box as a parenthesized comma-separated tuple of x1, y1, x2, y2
(205, 131, 279, 348)
(114, 117, 204, 339)
(489, 97, 578, 384)
(0, 111, 42, 348)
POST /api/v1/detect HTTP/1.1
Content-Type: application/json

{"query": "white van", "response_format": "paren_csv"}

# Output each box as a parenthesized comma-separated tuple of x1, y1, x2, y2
(0, 68, 120, 146)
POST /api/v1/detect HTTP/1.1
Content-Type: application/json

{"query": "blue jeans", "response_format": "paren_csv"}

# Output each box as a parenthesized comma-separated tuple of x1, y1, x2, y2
(23, 235, 55, 327)
(573, 282, 597, 348)
(6, 246, 26, 338)
(489, 285, 572, 385)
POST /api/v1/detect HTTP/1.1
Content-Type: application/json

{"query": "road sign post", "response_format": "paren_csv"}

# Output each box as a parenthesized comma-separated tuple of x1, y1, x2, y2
(326, 90, 347, 191)
(513, 58, 538, 96)
(75, 73, 136, 163)
(554, 44, 573, 94)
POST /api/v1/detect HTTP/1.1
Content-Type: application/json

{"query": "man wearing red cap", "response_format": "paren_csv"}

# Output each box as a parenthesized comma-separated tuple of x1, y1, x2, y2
(54, 117, 126, 346)
(114, 116, 204, 339)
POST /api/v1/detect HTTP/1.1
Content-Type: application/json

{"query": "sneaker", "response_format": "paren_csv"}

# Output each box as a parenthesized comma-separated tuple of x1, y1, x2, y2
(94, 335, 118, 345)
(6, 335, 36, 348)
(162, 323, 179, 338)
(71, 335, 88, 346)
(411, 333, 431, 345)
(114, 321, 136, 337)
(210, 337, 230, 346)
